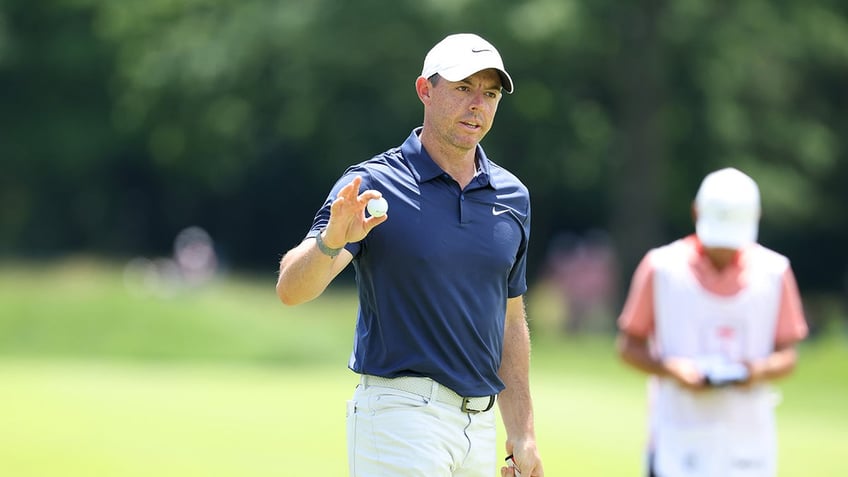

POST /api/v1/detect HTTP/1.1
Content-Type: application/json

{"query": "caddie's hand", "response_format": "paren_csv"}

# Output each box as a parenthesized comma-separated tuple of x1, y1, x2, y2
(323, 176, 388, 249)
(736, 360, 760, 389)
(663, 357, 707, 391)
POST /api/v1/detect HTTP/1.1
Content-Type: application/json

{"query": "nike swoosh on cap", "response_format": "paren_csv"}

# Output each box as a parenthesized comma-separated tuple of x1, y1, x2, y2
(471, 48, 492, 53)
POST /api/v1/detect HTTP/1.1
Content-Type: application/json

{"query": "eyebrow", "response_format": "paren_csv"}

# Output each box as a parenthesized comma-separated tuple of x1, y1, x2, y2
(458, 77, 503, 92)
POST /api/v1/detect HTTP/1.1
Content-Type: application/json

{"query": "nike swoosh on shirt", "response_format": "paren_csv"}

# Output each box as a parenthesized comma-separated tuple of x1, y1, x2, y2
(492, 206, 510, 216)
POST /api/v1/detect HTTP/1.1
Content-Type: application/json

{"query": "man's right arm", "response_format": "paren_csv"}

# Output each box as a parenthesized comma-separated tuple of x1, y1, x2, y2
(275, 175, 387, 306)
(275, 231, 353, 306)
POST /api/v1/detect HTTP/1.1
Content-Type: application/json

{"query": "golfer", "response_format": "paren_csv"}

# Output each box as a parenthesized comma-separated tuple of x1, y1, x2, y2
(276, 33, 543, 477)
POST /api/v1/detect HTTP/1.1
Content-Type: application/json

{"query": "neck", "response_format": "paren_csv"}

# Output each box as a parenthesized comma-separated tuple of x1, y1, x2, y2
(419, 131, 478, 188)
(704, 247, 737, 271)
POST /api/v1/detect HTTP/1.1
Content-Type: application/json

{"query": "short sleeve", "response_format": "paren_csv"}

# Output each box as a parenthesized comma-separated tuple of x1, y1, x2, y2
(617, 252, 656, 339)
(774, 266, 809, 347)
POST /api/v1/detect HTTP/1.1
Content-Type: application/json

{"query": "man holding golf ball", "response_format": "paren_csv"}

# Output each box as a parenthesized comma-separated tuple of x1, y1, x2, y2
(276, 33, 543, 477)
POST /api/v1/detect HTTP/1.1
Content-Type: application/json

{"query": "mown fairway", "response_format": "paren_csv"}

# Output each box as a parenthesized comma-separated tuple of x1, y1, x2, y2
(1, 260, 846, 476)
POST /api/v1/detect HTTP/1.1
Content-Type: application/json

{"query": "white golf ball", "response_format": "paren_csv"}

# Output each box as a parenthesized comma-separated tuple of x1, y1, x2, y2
(367, 197, 388, 217)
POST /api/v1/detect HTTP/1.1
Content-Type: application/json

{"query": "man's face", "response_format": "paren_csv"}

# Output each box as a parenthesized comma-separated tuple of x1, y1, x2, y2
(424, 69, 503, 152)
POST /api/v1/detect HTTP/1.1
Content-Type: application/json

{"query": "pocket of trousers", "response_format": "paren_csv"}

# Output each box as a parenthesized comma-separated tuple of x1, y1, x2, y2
(367, 390, 428, 415)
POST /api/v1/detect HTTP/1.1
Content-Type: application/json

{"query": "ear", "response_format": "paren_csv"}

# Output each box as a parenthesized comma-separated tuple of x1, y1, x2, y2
(415, 76, 432, 104)
(690, 202, 698, 223)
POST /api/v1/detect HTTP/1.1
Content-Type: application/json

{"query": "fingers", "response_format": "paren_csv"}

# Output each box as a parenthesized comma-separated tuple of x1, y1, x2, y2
(326, 176, 388, 243)
(358, 190, 384, 212)
(363, 213, 388, 232)
(335, 176, 383, 209)
(337, 176, 381, 201)
(664, 357, 706, 390)
(337, 176, 362, 200)
(502, 445, 516, 477)
(332, 183, 375, 216)
(508, 449, 541, 476)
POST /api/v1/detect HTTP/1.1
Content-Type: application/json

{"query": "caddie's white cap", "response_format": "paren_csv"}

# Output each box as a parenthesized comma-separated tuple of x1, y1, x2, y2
(695, 167, 761, 249)
(421, 33, 514, 94)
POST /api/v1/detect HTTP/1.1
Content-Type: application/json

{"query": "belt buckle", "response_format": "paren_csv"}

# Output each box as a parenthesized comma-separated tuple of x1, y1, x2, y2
(460, 395, 495, 414)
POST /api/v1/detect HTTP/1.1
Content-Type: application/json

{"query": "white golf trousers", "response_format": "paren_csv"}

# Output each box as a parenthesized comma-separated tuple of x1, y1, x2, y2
(346, 378, 497, 476)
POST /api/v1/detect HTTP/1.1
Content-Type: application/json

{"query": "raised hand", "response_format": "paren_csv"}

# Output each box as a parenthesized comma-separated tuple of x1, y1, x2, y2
(322, 176, 388, 249)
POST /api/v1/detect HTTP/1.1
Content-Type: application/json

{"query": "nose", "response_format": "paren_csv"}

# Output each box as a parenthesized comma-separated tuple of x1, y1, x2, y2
(469, 92, 486, 110)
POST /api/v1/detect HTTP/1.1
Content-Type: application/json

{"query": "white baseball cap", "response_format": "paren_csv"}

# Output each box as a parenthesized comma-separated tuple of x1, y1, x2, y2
(694, 167, 761, 249)
(421, 33, 514, 94)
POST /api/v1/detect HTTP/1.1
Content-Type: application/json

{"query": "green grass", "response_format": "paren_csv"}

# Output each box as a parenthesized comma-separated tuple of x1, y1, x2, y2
(0, 359, 351, 476)
(0, 258, 846, 476)
(0, 257, 358, 364)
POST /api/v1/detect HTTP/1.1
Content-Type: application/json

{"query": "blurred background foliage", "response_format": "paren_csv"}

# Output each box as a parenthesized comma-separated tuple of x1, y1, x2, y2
(2, 0, 847, 329)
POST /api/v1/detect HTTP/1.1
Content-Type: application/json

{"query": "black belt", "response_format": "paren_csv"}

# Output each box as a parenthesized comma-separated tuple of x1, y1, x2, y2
(360, 375, 497, 413)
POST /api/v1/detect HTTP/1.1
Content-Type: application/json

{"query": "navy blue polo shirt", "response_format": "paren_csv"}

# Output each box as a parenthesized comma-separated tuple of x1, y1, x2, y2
(307, 128, 530, 397)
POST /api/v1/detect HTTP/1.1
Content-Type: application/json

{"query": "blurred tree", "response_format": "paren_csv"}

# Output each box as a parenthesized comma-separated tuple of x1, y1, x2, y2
(0, 0, 122, 253)
(1, 0, 846, 298)
(656, 0, 848, 291)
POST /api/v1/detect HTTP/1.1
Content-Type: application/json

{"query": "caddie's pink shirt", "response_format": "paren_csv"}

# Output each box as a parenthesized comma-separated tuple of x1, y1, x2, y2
(618, 235, 808, 347)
